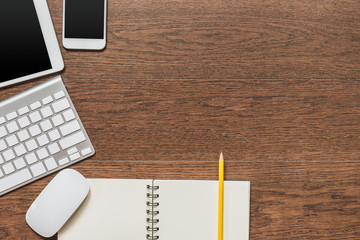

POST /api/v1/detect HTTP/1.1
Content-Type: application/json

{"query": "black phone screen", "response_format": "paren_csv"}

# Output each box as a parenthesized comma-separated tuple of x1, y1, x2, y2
(65, 0, 105, 39)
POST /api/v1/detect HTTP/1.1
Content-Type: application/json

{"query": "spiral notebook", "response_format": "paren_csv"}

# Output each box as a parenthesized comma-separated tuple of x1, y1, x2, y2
(58, 179, 250, 240)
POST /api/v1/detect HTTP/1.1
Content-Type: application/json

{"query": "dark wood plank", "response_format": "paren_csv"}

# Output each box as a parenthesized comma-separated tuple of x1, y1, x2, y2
(45, 0, 360, 80)
(0, 161, 359, 239)
(64, 79, 360, 162)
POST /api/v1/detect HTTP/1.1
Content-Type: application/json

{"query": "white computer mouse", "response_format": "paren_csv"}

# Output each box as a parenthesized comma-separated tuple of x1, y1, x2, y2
(26, 169, 89, 238)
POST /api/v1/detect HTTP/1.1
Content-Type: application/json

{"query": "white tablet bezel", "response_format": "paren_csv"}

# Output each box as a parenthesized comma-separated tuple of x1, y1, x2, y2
(0, 0, 64, 88)
(62, 0, 107, 50)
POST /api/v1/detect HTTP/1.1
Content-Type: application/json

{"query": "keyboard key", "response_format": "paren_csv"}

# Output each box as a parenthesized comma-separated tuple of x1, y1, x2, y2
(81, 147, 92, 156)
(48, 129, 61, 141)
(6, 135, 18, 147)
(0, 117, 5, 124)
(54, 91, 65, 99)
(69, 152, 80, 161)
(41, 106, 53, 118)
(25, 139, 38, 151)
(0, 169, 32, 193)
(36, 148, 49, 160)
(42, 96, 53, 105)
(17, 130, 30, 141)
(30, 101, 41, 110)
(29, 111, 42, 123)
(0, 140, 7, 151)
(0, 155, 3, 164)
(14, 144, 26, 156)
(18, 106, 30, 115)
(67, 147, 78, 155)
(48, 143, 60, 154)
(0, 126, 7, 138)
(14, 158, 26, 169)
(59, 131, 86, 149)
(52, 98, 70, 113)
(3, 149, 15, 161)
(6, 121, 19, 133)
(44, 157, 57, 171)
(29, 125, 41, 137)
(0, 170, 3, 178)
(63, 109, 75, 121)
(60, 120, 80, 137)
(51, 115, 64, 127)
(37, 134, 49, 147)
(18, 116, 30, 128)
(58, 157, 69, 166)
(40, 119, 52, 132)
(25, 153, 38, 165)
(30, 162, 46, 177)
(2, 162, 15, 175)
(6, 112, 17, 121)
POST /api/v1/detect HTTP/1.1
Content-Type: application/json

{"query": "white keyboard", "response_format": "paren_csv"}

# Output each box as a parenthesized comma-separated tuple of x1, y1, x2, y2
(0, 76, 94, 196)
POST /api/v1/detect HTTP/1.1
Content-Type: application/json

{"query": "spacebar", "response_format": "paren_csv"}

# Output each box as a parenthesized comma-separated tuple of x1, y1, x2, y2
(0, 169, 32, 193)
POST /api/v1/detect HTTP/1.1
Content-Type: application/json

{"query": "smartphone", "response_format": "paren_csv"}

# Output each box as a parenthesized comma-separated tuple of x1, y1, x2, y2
(63, 0, 107, 50)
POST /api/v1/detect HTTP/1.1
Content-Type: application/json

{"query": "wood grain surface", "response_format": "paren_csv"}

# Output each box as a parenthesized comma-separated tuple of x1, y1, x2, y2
(52, 0, 360, 80)
(1, 0, 360, 239)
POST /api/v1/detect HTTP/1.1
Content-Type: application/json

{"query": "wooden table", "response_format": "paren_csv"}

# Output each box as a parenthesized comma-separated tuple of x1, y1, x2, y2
(1, 0, 360, 239)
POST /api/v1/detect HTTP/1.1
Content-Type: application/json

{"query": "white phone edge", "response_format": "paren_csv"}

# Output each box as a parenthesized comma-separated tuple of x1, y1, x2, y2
(62, 0, 107, 50)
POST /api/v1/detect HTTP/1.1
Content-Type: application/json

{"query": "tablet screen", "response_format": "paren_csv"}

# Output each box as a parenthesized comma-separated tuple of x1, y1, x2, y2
(0, 0, 52, 82)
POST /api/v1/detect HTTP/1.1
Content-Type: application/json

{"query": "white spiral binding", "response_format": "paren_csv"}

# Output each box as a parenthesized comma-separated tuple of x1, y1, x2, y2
(146, 182, 159, 240)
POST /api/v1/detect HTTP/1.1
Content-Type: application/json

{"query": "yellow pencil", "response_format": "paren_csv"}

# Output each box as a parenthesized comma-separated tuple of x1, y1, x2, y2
(218, 151, 224, 240)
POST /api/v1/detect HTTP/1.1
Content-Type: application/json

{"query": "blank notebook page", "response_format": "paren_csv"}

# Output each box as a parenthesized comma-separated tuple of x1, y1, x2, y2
(58, 179, 151, 240)
(155, 180, 250, 240)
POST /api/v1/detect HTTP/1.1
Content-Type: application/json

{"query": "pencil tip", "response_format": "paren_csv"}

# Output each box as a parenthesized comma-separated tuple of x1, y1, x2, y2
(219, 150, 224, 161)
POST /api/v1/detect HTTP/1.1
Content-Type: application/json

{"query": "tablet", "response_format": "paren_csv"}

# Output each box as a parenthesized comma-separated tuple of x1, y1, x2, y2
(0, 0, 64, 88)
